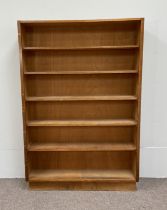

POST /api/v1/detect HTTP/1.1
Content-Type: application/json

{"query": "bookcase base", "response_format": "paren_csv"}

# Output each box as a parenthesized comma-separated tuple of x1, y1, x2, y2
(29, 181, 136, 191)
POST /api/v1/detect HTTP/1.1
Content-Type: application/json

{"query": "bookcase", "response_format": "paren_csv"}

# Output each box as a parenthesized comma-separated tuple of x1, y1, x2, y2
(18, 18, 144, 190)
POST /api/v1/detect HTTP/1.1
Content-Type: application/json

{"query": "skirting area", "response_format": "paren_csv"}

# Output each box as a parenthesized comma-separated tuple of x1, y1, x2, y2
(0, 178, 167, 210)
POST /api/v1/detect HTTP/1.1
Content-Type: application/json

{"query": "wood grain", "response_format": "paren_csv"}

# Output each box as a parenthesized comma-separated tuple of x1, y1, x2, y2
(29, 151, 133, 170)
(18, 18, 144, 190)
(22, 20, 140, 48)
(24, 49, 138, 72)
(23, 46, 139, 50)
(28, 126, 135, 144)
(18, 22, 29, 181)
(27, 119, 137, 127)
(29, 169, 135, 182)
(136, 19, 144, 181)
(28, 142, 136, 151)
(24, 70, 138, 75)
(27, 101, 136, 120)
(29, 181, 136, 191)
(26, 74, 137, 96)
(26, 95, 137, 101)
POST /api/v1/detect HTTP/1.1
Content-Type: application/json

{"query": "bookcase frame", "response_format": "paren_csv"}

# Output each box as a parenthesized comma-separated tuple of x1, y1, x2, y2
(18, 18, 144, 191)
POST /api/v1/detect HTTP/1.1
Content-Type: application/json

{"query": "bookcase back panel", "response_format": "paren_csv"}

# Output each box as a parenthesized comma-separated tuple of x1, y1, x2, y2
(18, 19, 144, 190)
(26, 74, 137, 96)
(28, 126, 135, 143)
(27, 101, 136, 120)
(30, 151, 134, 170)
(23, 21, 140, 47)
(24, 49, 138, 72)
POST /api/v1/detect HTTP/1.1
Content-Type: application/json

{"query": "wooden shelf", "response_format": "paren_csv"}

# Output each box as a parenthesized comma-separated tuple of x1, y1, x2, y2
(24, 70, 138, 75)
(28, 142, 136, 151)
(19, 18, 143, 24)
(29, 169, 135, 182)
(18, 19, 144, 190)
(23, 45, 139, 51)
(26, 95, 137, 102)
(27, 119, 137, 127)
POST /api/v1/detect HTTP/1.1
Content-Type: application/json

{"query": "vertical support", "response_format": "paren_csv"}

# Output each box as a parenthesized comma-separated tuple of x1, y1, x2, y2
(18, 21, 29, 181)
(136, 18, 144, 181)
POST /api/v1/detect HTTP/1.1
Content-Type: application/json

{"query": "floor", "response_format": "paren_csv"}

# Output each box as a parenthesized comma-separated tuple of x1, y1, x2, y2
(0, 179, 167, 210)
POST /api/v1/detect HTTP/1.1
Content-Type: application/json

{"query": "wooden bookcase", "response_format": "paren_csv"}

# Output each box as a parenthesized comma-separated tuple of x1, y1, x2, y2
(18, 18, 144, 191)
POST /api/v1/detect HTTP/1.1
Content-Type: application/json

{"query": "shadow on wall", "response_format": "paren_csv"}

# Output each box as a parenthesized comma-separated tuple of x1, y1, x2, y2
(2, 40, 23, 149)
(0, 37, 25, 177)
(141, 29, 167, 147)
(140, 30, 158, 147)
(140, 28, 167, 177)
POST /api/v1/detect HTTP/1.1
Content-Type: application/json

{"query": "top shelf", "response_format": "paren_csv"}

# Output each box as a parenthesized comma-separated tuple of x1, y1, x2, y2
(22, 45, 139, 51)
(19, 18, 143, 24)
(20, 20, 142, 50)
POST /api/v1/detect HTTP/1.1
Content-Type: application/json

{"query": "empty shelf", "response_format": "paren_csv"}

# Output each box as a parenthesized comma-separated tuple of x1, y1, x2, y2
(29, 169, 135, 182)
(26, 95, 137, 101)
(24, 70, 138, 75)
(28, 142, 136, 151)
(27, 119, 137, 127)
(23, 45, 139, 51)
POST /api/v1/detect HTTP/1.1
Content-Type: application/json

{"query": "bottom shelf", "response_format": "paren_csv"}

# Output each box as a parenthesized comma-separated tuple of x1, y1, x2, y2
(29, 169, 135, 182)
(29, 169, 136, 190)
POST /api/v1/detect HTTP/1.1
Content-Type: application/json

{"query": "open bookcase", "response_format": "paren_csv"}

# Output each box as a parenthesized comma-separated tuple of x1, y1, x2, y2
(18, 18, 144, 190)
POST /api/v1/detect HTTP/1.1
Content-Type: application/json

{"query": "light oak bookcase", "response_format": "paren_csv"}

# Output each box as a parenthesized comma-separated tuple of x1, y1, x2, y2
(18, 18, 144, 190)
